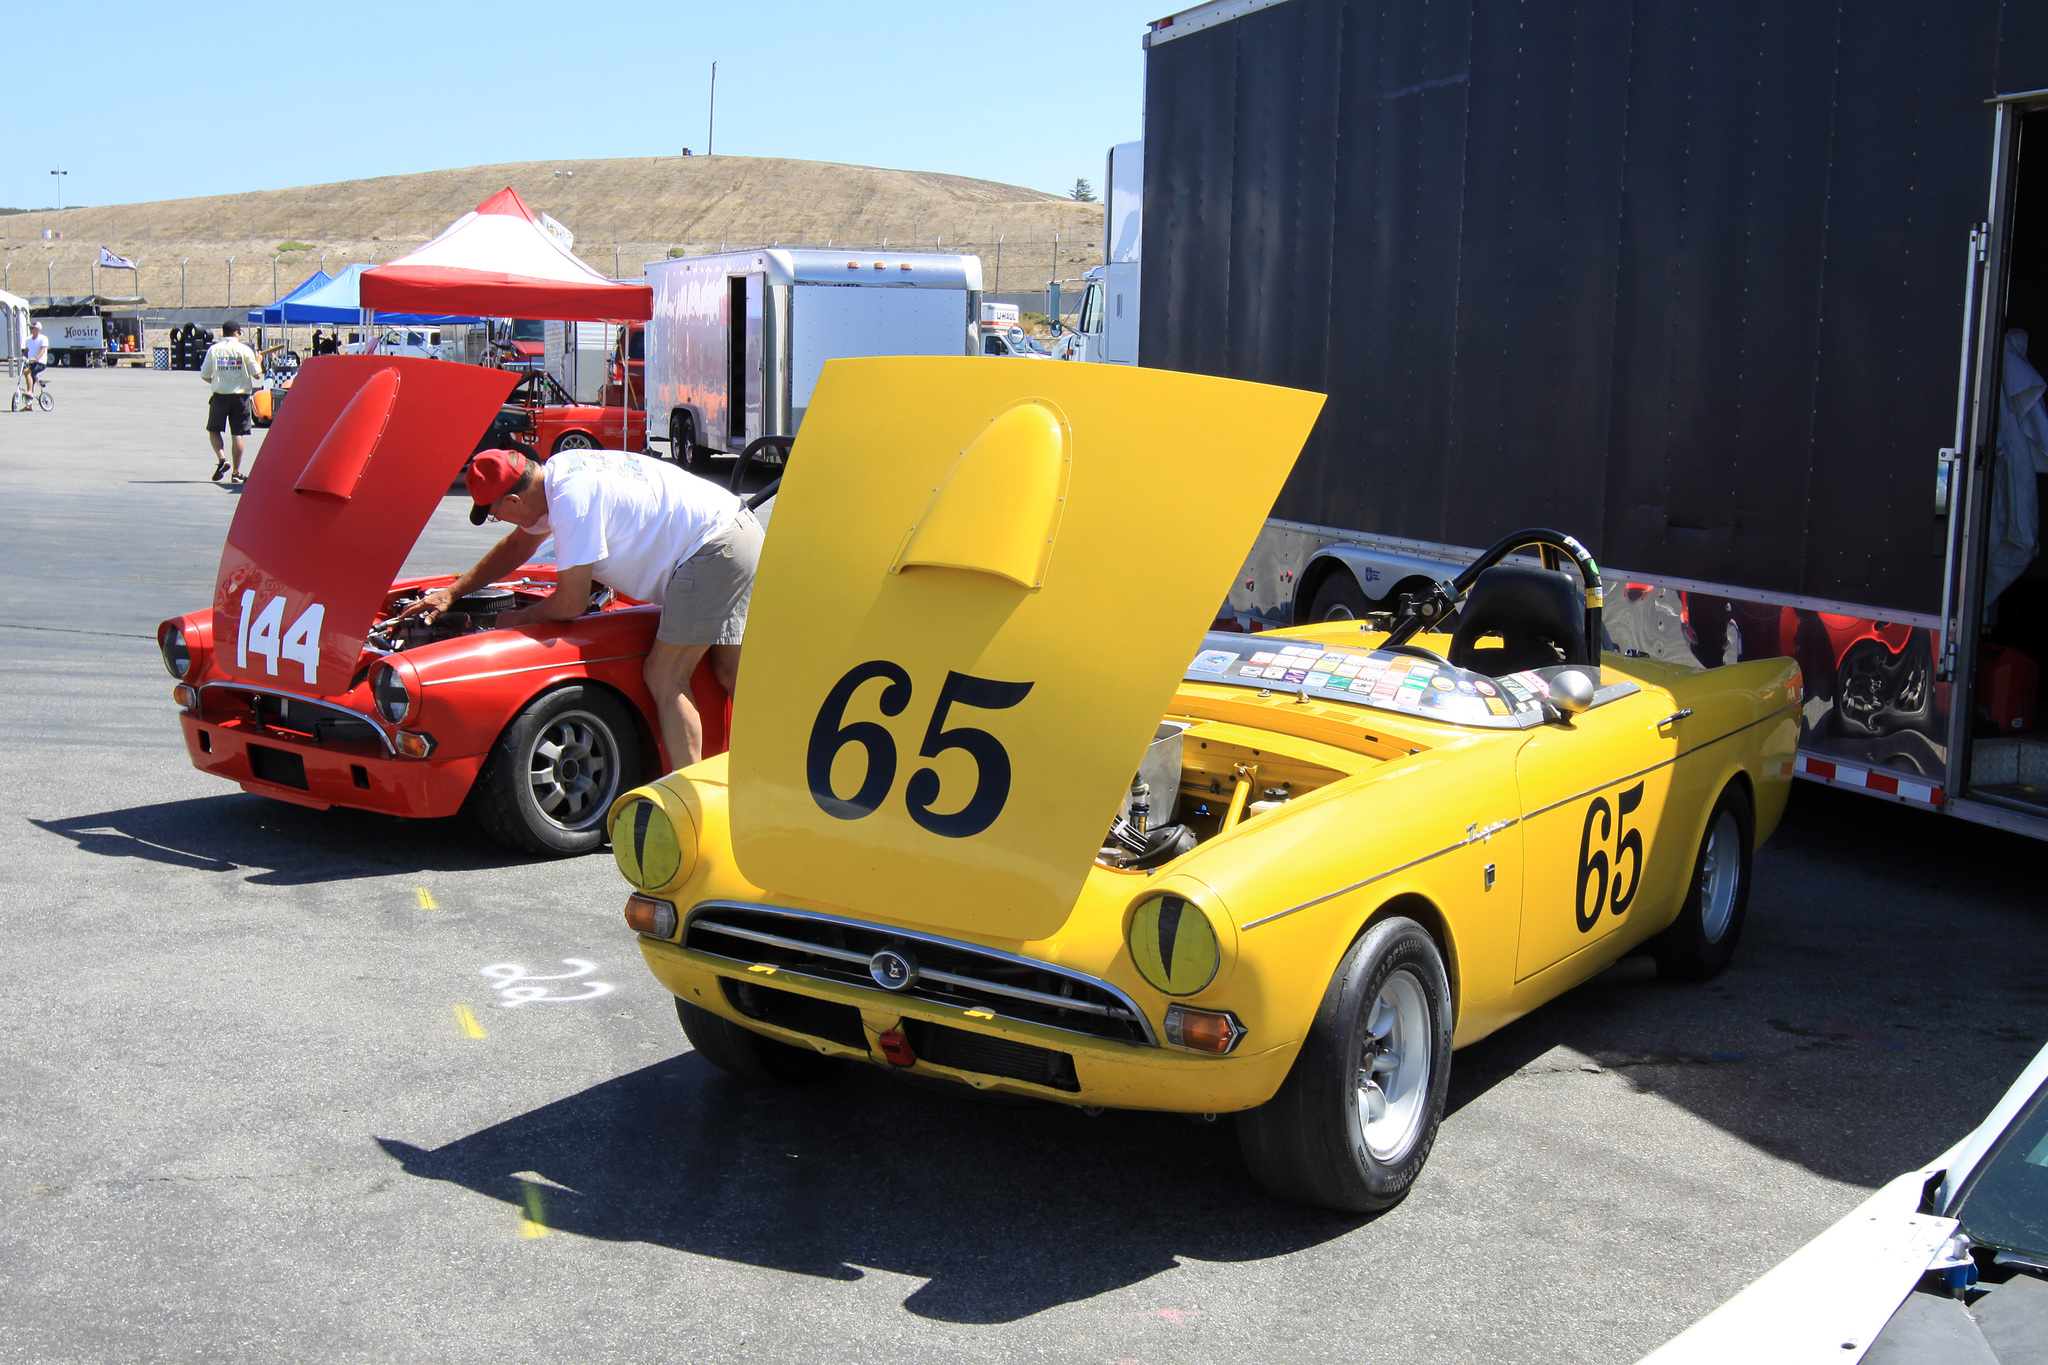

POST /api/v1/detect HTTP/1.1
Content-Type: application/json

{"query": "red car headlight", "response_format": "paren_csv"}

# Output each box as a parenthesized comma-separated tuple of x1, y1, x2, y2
(158, 616, 207, 680)
(371, 661, 417, 725)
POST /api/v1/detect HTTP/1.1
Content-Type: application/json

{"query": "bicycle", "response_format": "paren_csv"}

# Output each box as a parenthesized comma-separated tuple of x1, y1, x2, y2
(10, 368, 53, 412)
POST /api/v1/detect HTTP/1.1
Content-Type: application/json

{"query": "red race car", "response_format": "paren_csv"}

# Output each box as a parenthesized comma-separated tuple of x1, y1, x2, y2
(157, 355, 725, 855)
(492, 369, 647, 456)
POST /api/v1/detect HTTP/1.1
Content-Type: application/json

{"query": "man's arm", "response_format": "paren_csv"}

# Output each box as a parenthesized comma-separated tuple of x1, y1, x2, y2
(198, 348, 215, 384)
(497, 562, 594, 627)
(393, 528, 548, 620)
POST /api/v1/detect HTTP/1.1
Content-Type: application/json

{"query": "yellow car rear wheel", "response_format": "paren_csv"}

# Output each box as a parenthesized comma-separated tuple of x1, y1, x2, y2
(1238, 916, 1453, 1213)
(1650, 783, 1754, 982)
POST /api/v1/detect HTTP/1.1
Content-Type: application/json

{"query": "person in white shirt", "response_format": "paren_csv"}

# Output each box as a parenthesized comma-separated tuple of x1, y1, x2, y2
(21, 321, 49, 404)
(197, 320, 273, 482)
(401, 448, 765, 768)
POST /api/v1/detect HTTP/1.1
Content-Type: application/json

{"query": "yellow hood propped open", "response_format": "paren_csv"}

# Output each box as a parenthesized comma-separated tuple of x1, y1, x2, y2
(728, 357, 1322, 940)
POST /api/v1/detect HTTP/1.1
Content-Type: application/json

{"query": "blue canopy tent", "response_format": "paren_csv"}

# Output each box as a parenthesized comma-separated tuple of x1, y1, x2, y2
(246, 269, 333, 326)
(273, 264, 481, 325)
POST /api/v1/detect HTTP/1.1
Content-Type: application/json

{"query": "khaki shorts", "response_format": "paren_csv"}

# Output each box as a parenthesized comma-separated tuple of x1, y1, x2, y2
(656, 508, 763, 647)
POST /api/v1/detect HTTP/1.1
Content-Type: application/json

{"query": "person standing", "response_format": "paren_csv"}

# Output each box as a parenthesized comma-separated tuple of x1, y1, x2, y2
(21, 321, 49, 406)
(398, 448, 763, 768)
(198, 320, 264, 482)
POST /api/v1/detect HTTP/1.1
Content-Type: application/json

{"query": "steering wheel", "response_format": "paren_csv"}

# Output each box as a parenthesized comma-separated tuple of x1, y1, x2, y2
(1382, 528, 1605, 656)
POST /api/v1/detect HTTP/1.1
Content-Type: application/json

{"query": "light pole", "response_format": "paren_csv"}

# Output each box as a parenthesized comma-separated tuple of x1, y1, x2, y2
(50, 166, 67, 239)
(181, 258, 188, 307)
(707, 61, 717, 156)
(227, 256, 234, 310)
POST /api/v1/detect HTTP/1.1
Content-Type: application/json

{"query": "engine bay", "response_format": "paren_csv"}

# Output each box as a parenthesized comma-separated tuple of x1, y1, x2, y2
(364, 581, 616, 654)
(1098, 720, 1350, 871)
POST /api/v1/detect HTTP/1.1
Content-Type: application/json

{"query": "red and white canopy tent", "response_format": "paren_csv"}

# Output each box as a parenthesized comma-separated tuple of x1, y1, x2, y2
(359, 188, 651, 322)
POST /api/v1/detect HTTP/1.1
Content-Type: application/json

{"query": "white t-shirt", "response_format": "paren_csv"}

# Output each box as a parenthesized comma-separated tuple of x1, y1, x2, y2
(533, 449, 741, 602)
(24, 332, 48, 364)
(200, 338, 263, 394)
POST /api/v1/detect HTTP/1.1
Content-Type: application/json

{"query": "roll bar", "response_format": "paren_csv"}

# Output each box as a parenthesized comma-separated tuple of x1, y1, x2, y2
(1382, 527, 1604, 655)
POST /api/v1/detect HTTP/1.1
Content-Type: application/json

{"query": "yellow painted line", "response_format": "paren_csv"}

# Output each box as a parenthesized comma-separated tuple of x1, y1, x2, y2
(518, 1180, 548, 1238)
(452, 1003, 487, 1039)
(415, 887, 438, 910)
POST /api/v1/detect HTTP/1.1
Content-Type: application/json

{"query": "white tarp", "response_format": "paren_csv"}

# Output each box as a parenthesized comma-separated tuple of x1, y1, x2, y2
(0, 289, 31, 363)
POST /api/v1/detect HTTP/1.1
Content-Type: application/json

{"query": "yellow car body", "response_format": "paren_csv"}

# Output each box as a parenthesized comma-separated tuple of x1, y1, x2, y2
(607, 356, 1800, 1204)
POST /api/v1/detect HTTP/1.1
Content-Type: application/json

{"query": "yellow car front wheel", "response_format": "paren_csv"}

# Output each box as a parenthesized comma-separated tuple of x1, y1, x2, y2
(675, 997, 843, 1084)
(1238, 916, 1453, 1213)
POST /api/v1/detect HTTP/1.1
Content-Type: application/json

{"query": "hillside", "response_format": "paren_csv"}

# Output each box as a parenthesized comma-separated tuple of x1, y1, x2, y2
(0, 156, 1105, 309)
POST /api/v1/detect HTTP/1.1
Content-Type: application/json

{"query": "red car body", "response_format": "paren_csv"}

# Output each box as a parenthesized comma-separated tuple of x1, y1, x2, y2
(158, 355, 724, 853)
(499, 370, 647, 456)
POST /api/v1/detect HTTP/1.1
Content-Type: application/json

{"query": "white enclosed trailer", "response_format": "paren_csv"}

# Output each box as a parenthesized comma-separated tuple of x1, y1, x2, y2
(643, 248, 982, 472)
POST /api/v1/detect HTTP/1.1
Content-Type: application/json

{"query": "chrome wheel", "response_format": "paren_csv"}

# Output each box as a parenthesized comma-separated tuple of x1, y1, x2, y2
(1357, 967, 1431, 1161)
(525, 709, 619, 830)
(1697, 809, 1742, 944)
(554, 430, 598, 452)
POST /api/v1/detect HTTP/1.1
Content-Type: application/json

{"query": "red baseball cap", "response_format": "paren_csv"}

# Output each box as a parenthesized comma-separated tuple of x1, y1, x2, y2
(466, 449, 529, 525)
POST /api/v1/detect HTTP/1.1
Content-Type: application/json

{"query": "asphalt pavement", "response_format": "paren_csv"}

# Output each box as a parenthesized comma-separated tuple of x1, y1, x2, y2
(4, 368, 2045, 1364)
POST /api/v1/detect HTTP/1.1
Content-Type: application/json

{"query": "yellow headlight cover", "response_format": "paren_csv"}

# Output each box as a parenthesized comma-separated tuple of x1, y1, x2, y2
(1128, 895, 1220, 996)
(610, 788, 695, 892)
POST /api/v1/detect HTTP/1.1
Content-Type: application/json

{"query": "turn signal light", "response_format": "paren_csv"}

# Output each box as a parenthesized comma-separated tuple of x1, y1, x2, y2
(394, 731, 436, 758)
(624, 894, 678, 938)
(875, 1029, 916, 1067)
(172, 684, 198, 710)
(1164, 1004, 1248, 1055)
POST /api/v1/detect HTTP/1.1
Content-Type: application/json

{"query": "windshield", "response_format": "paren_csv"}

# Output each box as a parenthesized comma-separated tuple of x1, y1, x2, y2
(1182, 632, 1550, 729)
(1952, 1084, 2048, 1261)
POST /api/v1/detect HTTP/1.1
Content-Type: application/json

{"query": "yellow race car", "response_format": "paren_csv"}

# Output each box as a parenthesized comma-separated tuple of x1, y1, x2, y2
(606, 357, 1800, 1212)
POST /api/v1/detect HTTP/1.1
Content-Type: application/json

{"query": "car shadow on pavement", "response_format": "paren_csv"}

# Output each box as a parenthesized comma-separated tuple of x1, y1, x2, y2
(1436, 783, 2048, 1192)
(378, 1053, 1360, 1323)
(29, 794, 541, 883)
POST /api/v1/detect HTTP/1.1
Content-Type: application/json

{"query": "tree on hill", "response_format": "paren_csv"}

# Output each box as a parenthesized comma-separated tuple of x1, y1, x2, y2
(1070, 178, 1096, 202)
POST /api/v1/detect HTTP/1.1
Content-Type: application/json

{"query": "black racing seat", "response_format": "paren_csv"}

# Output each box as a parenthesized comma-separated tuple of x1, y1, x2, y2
(1447, 565, 1590, 676)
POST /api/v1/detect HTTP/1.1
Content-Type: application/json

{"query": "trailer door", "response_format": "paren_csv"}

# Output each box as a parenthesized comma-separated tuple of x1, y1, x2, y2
(727, 273, 764, 451)
(1948, 96, 2048, 834)
(787, 284, 966, 432)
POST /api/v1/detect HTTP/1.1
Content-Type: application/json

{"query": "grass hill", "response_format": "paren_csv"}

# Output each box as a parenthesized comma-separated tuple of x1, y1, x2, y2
(0, 156, 1104, 309)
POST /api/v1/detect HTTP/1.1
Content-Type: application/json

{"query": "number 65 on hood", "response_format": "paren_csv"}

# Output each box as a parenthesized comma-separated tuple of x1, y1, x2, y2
(727, 356, 1325, 942)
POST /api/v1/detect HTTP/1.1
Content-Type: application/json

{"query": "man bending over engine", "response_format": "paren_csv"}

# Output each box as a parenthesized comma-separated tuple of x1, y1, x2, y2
(400, 448, 762, 767)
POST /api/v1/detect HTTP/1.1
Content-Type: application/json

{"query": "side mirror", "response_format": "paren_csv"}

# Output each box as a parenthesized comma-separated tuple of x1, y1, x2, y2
(1548, 668, 1597, 717)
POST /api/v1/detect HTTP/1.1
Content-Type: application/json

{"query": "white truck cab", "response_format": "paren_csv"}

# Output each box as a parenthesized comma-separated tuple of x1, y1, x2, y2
(1053, 140, 1141, 366)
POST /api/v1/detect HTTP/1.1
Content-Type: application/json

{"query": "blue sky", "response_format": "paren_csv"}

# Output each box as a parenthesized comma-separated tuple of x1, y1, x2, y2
(7, 1, 1162, 210)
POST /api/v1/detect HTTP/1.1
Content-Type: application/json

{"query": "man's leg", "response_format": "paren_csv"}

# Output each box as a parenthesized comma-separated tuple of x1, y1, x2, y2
(708, 643, 742, 695)
(207, 423, 227, 481)
(644, 639, 712, 769)
(230, 431, 247, 479)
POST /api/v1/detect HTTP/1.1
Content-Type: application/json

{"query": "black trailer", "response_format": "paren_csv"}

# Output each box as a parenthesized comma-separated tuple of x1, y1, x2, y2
(1139, 0, 2048, 840)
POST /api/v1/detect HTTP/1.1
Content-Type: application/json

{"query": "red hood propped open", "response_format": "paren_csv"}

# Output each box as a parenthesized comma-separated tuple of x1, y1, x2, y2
(211, 355, 519, 697)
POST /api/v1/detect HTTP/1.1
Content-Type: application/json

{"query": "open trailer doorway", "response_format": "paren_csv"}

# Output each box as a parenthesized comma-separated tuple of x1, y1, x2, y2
(1960, 94, 2048, 816)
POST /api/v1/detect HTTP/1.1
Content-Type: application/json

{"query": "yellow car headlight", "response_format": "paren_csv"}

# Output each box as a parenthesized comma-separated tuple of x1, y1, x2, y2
(1128, 894, 1220, 996)
(609, 790, 696, 892)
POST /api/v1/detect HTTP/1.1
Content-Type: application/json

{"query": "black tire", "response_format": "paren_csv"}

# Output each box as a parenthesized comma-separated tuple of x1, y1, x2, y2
(469, 685, 640, 856)
(36, 386, 54, 412)
(676, 997, 844, 1082)
(1650, 783, 1754, 981)
(552, 430, 598, 453)
(1238, 916, 1453, 1212)
(1305, 571, 1372, 622)
(669, 410, 699, 468)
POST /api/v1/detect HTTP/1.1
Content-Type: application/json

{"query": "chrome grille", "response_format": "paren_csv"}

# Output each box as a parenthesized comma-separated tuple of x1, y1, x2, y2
(683, 902, 1155, 1046)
